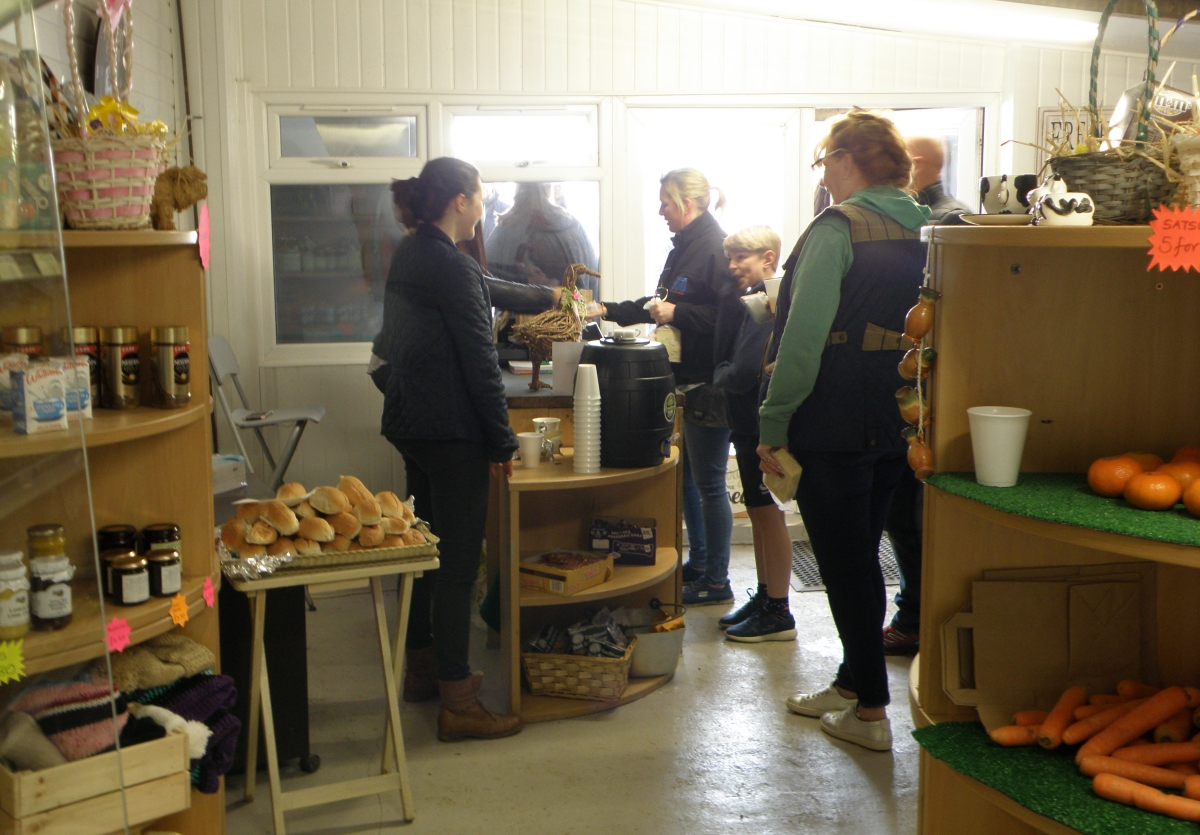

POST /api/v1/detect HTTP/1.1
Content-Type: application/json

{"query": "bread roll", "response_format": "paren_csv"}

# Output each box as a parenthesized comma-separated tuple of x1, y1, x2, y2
(298, 516, 335, 543)
(382, 516, 410, 535)
(293, 537, 321, 557)
(383, 535, 404, 548)
(323, 534, 351, 553)
(359, 524, 384, 548)
(401, 529, 425, 546)
(267, 537, 294, 557)
(353, 498, 382, 526)
(247, 520, 279, 545)
(326, 511, 362, 539)
(376, 491, 405, 519)
(220, 518, 246, 550)
(240, 543, 267, 558)
(236, 502, 262, 525)
(347, 541, 363, 551)
(276, 482, 307, 501)
(261, 500, 300, 535)
(400, 501, 415, 523)
(310, 486, 351, 515)
(338, 475, 374, 506)
(294, 500, 317, 519)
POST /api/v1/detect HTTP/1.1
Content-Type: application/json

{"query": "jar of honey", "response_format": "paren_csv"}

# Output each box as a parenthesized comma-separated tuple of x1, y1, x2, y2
(27, 523, 65, 560)
(0, 550, 29, 640)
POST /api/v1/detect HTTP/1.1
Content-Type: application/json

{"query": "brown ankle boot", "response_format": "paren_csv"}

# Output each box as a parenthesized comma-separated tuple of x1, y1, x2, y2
(437, 673, 524, 742)
(403, 646, 439, 703)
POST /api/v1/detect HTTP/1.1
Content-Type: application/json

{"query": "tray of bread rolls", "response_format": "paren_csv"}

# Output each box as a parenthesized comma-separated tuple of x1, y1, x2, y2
(220, 475, 440, 572)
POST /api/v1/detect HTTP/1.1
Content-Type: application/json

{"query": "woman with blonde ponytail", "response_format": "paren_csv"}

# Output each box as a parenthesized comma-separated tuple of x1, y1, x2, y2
(593, 167, 739, 607)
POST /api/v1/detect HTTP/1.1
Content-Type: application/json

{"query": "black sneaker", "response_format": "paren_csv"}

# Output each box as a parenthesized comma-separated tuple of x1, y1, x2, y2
(681, 561, 704, 582)
(718, 588, 766, 629)
(682, 579, 734, 606)
(725, 607, 797, 643)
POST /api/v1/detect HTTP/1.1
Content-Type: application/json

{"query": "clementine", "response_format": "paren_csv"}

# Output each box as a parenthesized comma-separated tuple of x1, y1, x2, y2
(1087, 455, 1144, 498)
(1184, 480, 1200, 517)
(1173, 446, 1200, 463)
(1158, 460, 1200, 492)
(1125, 452, 1165, 472)
(1123, 472, 1183, 511)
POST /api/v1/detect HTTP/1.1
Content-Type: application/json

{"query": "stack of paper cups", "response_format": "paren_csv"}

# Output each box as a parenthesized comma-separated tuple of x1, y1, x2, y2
(573, 363, 601, 474)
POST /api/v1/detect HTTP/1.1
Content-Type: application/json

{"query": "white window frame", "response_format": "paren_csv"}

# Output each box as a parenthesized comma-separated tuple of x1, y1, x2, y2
(442, 103, 601, 171)
(267, 103, 428, 171)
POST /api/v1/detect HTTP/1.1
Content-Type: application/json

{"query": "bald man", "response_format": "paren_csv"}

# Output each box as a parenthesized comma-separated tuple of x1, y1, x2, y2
(906, 137, 971, 226)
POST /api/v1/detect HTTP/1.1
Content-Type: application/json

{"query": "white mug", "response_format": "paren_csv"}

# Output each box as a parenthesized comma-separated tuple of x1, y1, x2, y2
(979, 174, 1039, 214)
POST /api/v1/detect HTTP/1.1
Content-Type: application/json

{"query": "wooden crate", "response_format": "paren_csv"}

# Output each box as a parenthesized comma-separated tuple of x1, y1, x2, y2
(0, 732, 189, 835)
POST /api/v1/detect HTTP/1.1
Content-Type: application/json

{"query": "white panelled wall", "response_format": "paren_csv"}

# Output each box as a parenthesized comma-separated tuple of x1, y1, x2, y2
(177, 0, 1189, 491)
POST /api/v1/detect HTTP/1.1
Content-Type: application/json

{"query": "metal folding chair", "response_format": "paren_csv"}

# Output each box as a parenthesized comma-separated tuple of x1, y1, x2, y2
(208, 334, 326, 491)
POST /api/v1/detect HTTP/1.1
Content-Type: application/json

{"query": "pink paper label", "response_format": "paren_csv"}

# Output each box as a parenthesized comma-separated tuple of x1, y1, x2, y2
(198, 203, 210, 270)
(106, 617, 131, 653)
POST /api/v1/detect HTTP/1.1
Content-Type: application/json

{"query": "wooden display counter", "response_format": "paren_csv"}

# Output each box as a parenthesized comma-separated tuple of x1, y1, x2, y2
(915, 225, 1200, 834)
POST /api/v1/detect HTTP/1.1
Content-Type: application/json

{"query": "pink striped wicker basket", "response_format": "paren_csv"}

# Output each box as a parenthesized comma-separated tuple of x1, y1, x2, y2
(51, 135, 166, 230)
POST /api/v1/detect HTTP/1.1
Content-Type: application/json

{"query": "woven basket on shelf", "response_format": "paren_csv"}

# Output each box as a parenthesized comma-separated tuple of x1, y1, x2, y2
(1047, 0, 1175, 223)
(51, 135, 166, 230)
(1173, 134, 1200, 207)
(522, 637, 636, 702)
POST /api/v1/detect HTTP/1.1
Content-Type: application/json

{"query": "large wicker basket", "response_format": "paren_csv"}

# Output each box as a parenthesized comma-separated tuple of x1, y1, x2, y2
(51, 135, 166, 230)
(522, 637, 636, 702)
(1047, 0, 1174, 223)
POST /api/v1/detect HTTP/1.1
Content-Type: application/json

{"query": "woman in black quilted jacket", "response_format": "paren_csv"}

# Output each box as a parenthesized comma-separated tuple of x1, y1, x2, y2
(379, 157, 522, 742)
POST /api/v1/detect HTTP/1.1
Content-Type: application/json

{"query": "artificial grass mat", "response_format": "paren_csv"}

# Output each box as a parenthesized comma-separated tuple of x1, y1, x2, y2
(913, 722, 1197, 834)
(926, 472, 1200, 548)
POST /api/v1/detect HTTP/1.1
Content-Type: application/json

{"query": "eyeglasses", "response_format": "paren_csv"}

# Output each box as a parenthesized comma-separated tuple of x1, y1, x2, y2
(811, 148, 847, 171)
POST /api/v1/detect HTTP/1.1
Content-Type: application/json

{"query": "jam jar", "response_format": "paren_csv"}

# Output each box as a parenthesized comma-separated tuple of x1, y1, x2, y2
(27, 523, 65, 560)
(98, 524, 138, 553)
(99, 548, 135, 597)
(110, 555, 149, 605)
(148, 549, 182, 597)
(0, 550, 29, 640)
(142, 523, 181, 557)
(29, 555, 74, 631)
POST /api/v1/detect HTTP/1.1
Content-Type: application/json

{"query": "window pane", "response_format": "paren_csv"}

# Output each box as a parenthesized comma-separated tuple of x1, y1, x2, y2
(271, 184, 401, 343)
(483, 182, 600, 296)
(451, 112, 596, 166)
(279, 116, 417, 158)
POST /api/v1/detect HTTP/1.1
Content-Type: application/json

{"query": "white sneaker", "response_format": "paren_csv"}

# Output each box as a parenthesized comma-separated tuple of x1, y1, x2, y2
(820, 707, 893, 751)
(785, 685, 856, 717)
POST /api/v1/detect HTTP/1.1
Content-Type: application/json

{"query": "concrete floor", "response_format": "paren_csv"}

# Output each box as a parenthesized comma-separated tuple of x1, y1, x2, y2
(225, 545, 918, 834)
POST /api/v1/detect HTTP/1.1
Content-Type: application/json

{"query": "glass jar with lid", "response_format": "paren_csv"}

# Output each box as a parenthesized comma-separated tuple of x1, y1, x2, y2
(150, 327, 190, 409)
(0, 550, 29, 640)
(99, 548, 135, 597)
(29, 555, 73, 630)
(110, 555, 149, 606)
(142, 523, 181, 557)
(3, 326, 42, 358)
(27, 523, 65, 560)
(148, 549, 182, 597)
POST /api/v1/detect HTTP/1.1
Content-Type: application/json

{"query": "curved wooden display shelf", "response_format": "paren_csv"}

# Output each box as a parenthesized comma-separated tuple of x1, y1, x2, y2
(931, 487, 1200, 569)
(922, 225, 1150, 249)
(23, 574, 214, 677)
(520, 673, 673, 722)
(507, 447, 679, 492)
(520, 547, 679, 607)
(922, 753, 1082, 835)
(0, 402, 209, 459)
(61, 230, 198, 248)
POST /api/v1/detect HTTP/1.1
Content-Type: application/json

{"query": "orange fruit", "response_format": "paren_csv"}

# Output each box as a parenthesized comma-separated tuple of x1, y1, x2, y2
(1125, 452, 1165, 472)
(1087, 455, 1144, 497)
(1123, 472, 1183, 511)
(1173, 446, 1200, 462)
(1158, 460, 1200, 492)
(1183, 480, 1200, 517)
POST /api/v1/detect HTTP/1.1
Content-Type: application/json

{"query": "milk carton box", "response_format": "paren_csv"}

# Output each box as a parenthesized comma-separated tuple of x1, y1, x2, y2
(0, 352, 29, 418)
(11, 361, 68, 434)
(55, 356, 92, 420)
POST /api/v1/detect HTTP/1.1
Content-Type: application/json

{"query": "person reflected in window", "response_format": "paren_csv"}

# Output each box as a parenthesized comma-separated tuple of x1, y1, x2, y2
(486, 182, 600, 295)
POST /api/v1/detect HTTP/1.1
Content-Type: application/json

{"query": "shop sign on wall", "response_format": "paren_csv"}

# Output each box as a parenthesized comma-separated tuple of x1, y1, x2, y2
(1035, 107, 1111, 171)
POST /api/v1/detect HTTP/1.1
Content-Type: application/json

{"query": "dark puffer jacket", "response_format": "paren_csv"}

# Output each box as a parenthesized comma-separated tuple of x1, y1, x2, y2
(380, 224, 517, 462)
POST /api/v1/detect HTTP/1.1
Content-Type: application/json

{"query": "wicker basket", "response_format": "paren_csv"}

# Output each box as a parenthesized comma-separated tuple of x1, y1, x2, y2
(1047, 0, 1174, 223)
(51, 135, 166, 230)
(277, 524, 439, 571)
(522, 636, 636, 702)
(1174, 134, 1200, 208)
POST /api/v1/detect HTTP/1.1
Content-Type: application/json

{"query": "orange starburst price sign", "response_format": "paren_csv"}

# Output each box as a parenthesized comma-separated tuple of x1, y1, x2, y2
(169, 593, 189, 627)
(1148, 205, 1200, 272)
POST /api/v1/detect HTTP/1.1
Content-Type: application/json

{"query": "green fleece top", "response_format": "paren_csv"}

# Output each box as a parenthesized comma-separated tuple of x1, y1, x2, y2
(758, 187, 931, 447)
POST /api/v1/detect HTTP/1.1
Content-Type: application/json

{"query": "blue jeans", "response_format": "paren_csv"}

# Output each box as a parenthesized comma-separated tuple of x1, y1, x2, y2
(682, 419, 733, 587)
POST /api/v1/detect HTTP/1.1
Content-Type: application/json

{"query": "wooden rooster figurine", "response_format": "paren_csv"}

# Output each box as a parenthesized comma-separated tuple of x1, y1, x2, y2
(510, 264, 597, 390)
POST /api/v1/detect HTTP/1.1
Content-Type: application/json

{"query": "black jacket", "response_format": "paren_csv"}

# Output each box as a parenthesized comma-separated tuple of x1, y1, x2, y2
(917, 181, 971, 225)
(379, 224, 517, 462)
(601, 211, 734, 386)
(712, 282, 773, 437)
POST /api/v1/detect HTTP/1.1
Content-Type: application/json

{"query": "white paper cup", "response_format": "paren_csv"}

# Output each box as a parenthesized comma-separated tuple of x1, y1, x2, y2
(764, 278, 782, 303)
(575, 364, 601, 399)
(517, 431, 547, 469)
(967, 406, 1032, 487)
(532, 417, 561, 436)
(740, 292, 771, 323)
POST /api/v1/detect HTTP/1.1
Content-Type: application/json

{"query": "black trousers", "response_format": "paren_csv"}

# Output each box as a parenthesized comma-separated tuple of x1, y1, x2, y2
(794, 449, 906, 709)
(395, 439, 491, 682)
(884, 468, 923, 635)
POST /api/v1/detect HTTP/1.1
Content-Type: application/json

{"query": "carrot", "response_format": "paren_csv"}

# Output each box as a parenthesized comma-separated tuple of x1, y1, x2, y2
(1089, 694, 1129, 706)
(1157, 709, 1195, 743)
(1013, 710, 1049, 727)
(989, 725, 1040, 747)
(1112, 742, 1200, 766)
(1126, 736, 1152, 746)
(1076, 687, 1190, 764)
(1095, 773, 1200, 822)
(1186, 775, 1200, 801)
(1186, 687, 1200, 709)
(1079, 755, 1186, 789)
(1038, 686, 1089, 749)
(1170, 762, 1200, 777)
(1074, 703, 1115, 721)
(1118, 680, 1161, 699)
(1063, 700, 1145, 746)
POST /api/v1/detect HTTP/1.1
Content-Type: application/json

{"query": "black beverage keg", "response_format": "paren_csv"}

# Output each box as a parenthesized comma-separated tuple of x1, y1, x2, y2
(578, 338, 675, 468)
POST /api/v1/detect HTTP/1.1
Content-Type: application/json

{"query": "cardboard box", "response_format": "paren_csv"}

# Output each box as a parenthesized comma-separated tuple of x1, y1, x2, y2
(58, 357, 92, 420)
(0, 353, 28, 416)
(519, 551, 613, 596)
(10, 362, 67, 435)
(590, 516, 656, 566)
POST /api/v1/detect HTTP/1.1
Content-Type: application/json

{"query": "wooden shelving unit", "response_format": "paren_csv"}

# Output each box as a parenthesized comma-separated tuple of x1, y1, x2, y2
(914, 224, 1200, 832)
(0, 402, 209, 457)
